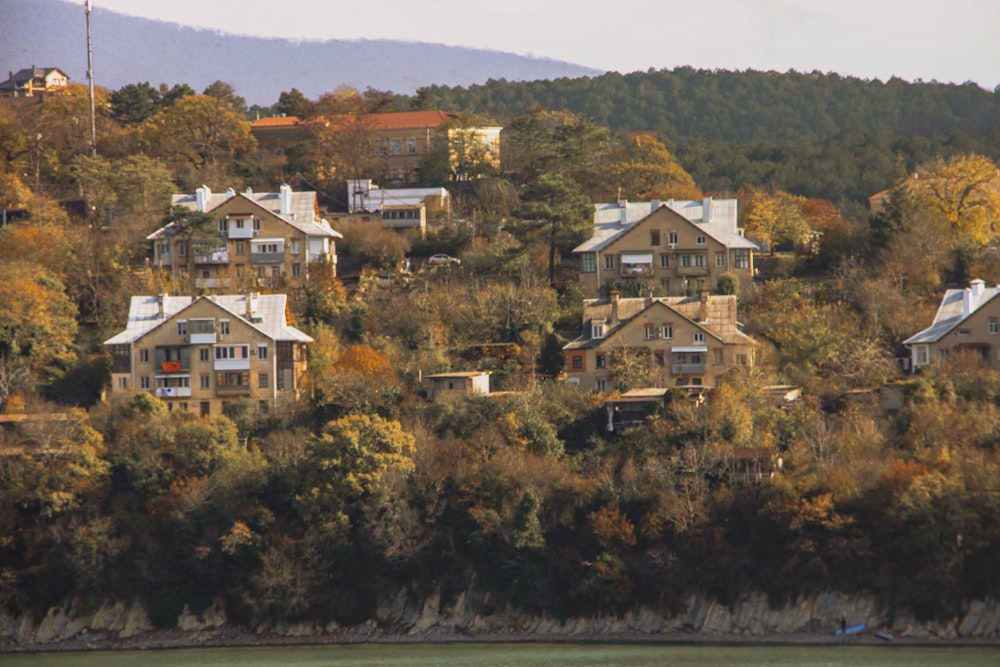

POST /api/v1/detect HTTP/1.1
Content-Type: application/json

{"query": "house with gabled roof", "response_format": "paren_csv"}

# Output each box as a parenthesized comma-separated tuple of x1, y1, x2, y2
(575, 197, 756, 296)
(903, 279, 1000, 371)
(148, 184, 341, 300)
(0, 66, 69, 97)
(104, 293, 312, 418)
(563, 290, 754, 393)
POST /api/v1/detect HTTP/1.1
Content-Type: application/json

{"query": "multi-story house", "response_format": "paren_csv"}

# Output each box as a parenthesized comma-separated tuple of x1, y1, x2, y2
(563, 290, 755, 392)
(903, 279, 1000, 371)
(574, 197, 756, 296)
(250, 110, 501, 185)
(104, 293, 312, 418)
(0, 66, 69, 97)
(148, 185, 341, 300)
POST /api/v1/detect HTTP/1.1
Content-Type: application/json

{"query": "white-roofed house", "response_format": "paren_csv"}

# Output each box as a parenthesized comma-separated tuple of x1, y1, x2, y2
(575, 197, 756, 296)
(903, 279, 1000, 371)
(149, 185, 342, 301)
(104, 293, 312, 418)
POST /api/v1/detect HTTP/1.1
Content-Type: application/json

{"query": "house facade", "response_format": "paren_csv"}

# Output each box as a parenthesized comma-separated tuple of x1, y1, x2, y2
(148, 185, 341, 300)
(574, 198, 756, 296)
(425, 371, 491, 402)
(250, 110, 501, 185)
(0, 66, 69, 97)
(104, 293, 312, 418)
(903, 279, 1000, 370)
(563, 290, 754, 393)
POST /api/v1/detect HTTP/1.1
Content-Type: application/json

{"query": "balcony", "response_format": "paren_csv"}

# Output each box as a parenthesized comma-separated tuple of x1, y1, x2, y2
(195, 278, 230, 289)
(194, 248, 230, 264)
(216, 385, 251, 397)
(620, 265, 654, 278)
(250, 252, 284, 264)
(215, 358, 251, 372)
(677, 265, 709, 277)
(157, 361, 189, 373)
(672, 363, 707, 374)
(155, 386, 192, 398)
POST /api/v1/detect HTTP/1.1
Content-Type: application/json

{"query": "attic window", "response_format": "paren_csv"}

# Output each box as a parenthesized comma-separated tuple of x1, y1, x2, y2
(592, 322, 606, 339)
(958, 329, 971, 336)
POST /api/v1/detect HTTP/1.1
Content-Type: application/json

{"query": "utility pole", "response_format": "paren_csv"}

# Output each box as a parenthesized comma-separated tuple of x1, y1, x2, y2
(85, 0, 97, 155)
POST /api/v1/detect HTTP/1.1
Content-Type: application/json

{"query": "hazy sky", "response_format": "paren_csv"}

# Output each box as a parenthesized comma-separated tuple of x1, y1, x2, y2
(91, 0, 998, 88)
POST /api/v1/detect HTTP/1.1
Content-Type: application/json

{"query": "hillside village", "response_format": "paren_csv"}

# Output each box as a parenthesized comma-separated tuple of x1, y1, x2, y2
(2, 65, 1000, 645)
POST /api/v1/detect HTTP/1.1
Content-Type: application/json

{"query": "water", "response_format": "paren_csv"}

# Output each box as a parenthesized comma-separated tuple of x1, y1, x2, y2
(1, 643, 997, 667)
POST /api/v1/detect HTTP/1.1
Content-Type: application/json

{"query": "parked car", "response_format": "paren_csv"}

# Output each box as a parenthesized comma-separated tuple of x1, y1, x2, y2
(427, 253, 461, 266)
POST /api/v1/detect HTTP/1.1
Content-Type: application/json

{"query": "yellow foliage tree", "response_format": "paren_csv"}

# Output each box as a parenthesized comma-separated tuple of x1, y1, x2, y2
(911, 153, 1000, 246)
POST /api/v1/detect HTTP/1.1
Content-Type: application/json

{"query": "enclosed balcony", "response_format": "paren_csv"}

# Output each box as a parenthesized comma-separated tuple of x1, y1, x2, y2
(193, 245, 230, 264)
(671, 347, 707, 375)
(619, 253, 654, 278)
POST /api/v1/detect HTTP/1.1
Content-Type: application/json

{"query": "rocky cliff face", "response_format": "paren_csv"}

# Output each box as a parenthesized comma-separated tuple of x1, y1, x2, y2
(3, 590, 999, 648)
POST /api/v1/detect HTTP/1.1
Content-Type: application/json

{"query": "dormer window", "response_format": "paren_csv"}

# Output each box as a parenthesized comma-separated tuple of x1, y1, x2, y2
(592, 322, 606, 339)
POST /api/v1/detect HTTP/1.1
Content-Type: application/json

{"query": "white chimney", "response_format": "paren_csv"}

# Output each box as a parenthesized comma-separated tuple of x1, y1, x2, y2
(195, 185, 211, 212)
(650, 199, 660, 212)
(618, 198, 628, 226)
(225, 187, 235, 199)
(157, 293, 168, 318)
(702, 196, 712, 223)
(964, 287, 973, 316)
(280, 184, 293, 216)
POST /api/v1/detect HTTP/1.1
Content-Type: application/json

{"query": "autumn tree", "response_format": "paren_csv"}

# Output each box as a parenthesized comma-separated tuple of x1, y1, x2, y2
(603, 134, 702, 201)
(912, 153, 1000, 248)
(740, 186, 811, 254)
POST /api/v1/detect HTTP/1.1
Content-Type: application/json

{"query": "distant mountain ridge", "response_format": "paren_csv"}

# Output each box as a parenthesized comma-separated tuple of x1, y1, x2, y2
(0, 0, 602, 105)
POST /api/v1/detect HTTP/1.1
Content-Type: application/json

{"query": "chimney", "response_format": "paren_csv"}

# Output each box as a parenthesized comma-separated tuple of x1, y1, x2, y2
(245, 291, 257, 319)
(702, 196, 712, 223)
(225, 187, 235, 199)
(280, 183, 293, 216)
(610, 289, 620, 324)
(650, 199, 660, 213)
(157, 293, 168, 318)
(195, 185, 211, 212)
(618, 198, 628, 226)
(698, 289, 710, 322)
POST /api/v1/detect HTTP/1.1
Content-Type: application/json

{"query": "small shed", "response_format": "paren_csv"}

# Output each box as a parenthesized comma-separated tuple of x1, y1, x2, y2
(731, 447, 782, 483)
(604, 388, 670, 432)
(425, 371, 490, 402)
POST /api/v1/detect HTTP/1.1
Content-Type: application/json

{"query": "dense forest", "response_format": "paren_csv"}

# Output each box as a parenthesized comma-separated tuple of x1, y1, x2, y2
(1, 69, 1000, 634)
(408, 68, 1000, 207)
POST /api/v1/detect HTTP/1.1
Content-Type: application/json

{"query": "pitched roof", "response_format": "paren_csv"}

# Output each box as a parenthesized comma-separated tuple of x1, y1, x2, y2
(576, 199, 756, 254)
(563, 294, 752, 350)
(250, 110, 453, 132)
(153, 189, 341, 240)
(104, 294, 312, 346)
(903, 280, 1000, 345)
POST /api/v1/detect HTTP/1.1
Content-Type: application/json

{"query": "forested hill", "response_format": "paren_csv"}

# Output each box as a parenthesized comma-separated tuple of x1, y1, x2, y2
(413, 68, 1000, 207)
(414, 67, 1000, 143)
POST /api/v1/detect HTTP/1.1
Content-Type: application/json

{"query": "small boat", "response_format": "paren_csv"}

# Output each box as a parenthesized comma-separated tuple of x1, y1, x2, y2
(834, 622, 866, 636)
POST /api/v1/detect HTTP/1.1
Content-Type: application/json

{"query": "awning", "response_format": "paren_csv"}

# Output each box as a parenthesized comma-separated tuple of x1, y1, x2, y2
(251, 237, 284, 244)
(620, 253, 653, 264)
(671, 346, 708, 353)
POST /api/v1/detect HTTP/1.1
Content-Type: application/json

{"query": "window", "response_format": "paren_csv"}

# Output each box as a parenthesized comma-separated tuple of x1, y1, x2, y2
(190, 319, 214, 335)
(650, 230, 660, 246)
(596, 353, 606, 369)
(958, 329, 971, 336)
(592, 323, 606, 339)
(645, 324, 660, 340)
(200, 401, 210, 416)
(408, 138, 417, 154)
(235, 241, 246, 255)
(178, 242, 186, 257)
(713, 349, 724, 364)
(990, 319, 999, 335)
(668, 231, 678, 246)
(140, 349, 149, 363)
(177, 321, 188, 336)
(259, 373, 269, 388)
(736, 353, 749, 366)
(660, 254, 670, 269)
(595, 378, 608, 393)
(292, 263, 301, 278)
(662, 325, 673, 339)
(681, 255, 691, 267)
(696, 235, 706, 245)
(693, 332, 705, 344)
(140, 376, 150, 390)
(200, 347, 210, 362)
(581, 253, 596, 273)
(253, 219, 261, 233)
(391, 139, 402, 155)
(291, 240, 301, 255)
(220, 320, 230, 336)
(734, 249, 750, 270)
(200, 374, 211, 389)
(716, 252, 726, 267)
(215, 345, 249, 360)
(254, 242, 282, 254)
(604, 255, 615, 270)
(571, 355, 583, 370)
(259, 400, 269, 414)
(694, 254, 707, 267)
(915, 346, 929, 365)
(118, 377, 128, 389)
(258, 344, 268, 360)
(218, 219, 228, 233)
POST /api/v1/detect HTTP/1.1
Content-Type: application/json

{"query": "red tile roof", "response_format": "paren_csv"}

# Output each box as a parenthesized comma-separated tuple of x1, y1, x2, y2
(250, 110, 452, 131)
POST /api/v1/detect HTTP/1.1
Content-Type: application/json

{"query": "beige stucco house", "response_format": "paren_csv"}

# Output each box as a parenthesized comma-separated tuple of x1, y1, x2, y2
(574, 198, 756, 296)
(903, 279, 1000, 371)
(104, 293, 312, 418)
(563, 290, 755, 393)
(148, 185, 341, 301)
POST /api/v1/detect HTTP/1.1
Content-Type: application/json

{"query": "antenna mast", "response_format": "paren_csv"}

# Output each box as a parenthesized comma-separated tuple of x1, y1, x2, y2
(85, 0, 97, 155)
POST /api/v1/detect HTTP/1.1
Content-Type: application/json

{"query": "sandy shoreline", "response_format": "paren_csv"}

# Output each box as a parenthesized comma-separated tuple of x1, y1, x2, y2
(4, 626, 1000, 653)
